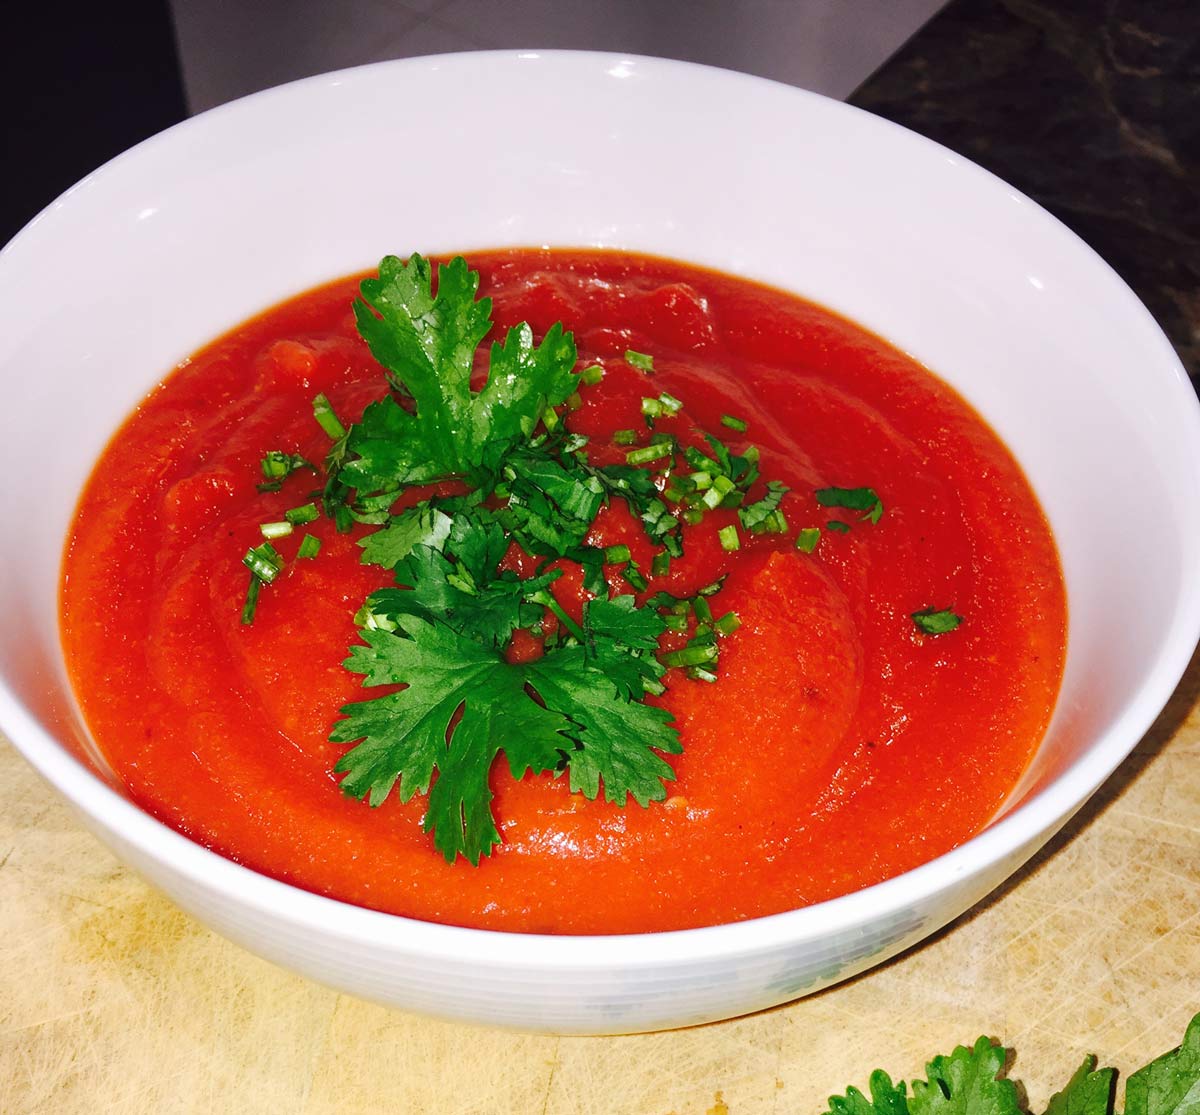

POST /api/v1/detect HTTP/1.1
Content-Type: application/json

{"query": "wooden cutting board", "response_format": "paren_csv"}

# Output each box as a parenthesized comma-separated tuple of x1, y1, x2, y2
(3, 649, 1198, 1115)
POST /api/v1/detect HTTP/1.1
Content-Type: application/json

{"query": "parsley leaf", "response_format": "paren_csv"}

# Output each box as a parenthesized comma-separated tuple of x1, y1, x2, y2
(739, 479, 790, 534)
(826, 1072, 910, 1115)
(816, 485, 884, 524)
(331, 618, 571, 864)
(1045, 1059, 1116, 1115)
(910, 1038, 1021, 1115)
(525, 643, 679, 805)
(358, 502, 453, 569)
(1125, 1014, 1200, 1115)
(499, 448, 606, 557)
(362, 507, 556, 646)
(348, 254, 579, 489)
(913, 607, 963, 635)
(580, 594, 668, 699)
(333, 597, 681, 863)
(822, 1014, 1200, 1115)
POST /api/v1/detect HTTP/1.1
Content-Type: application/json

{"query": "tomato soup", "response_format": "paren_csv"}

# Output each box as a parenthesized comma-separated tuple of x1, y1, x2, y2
(61, 250, 1065, 933)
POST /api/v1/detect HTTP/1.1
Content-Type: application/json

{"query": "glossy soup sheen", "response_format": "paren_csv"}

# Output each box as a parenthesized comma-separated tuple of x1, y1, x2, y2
(61, 250, 1066, 934)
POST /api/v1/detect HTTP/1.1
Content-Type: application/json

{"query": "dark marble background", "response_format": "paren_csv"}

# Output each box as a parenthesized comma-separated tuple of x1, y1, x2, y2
(851, 0, 1200, 390)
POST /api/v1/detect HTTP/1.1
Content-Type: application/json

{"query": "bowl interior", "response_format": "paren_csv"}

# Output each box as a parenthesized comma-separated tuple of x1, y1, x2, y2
(2, 51, 1198, 939)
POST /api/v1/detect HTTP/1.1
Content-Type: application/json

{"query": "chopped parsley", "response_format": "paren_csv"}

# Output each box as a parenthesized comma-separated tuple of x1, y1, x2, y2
(816, 485, 884, 524)
(913, 607, 963, 635)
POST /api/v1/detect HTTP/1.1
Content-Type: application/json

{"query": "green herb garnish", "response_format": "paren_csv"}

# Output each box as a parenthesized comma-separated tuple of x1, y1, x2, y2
(239, 253, 953, 864)
(816, 485, 884, 524)
(913, 607, 963, 635)
(824, 1013, 1200, 1115)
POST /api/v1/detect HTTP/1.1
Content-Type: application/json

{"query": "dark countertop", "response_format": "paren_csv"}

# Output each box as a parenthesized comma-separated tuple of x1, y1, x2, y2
(850, 0, 1200, 388)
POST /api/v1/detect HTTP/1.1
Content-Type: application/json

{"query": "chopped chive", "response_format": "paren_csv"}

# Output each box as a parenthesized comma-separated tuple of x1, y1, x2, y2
(662, 483, 686, 503)
(285, 502, 320, 525)
(661, 644, 720, 668)
(764, 510, 789, 534)
(720, 415, 748, 433)
(626, 442, 674, 466)
(240, 575, 262, 625)
(697, 577, 726, 597)
(626, 349, 654, 372)
(688, 470, 712, 490)
(662, 613, 689, 632)
(260, 520, 294, 540)
(795, 527, 821, 553)
(297, 534, 321, 559)
(683, 509, 704, 526)
(565, 391, 582, 411)
(642, 678, 666, 696)
(542, 406, 561, 432)
(651, 552, 671, 577)
(649, 431, 675, 446)
(242, 542, 284, 583)
(699, 487, 724, 511)
(312, 393, 346, 440)
(641, 397, 663, 421)
(687, 667, 719, 683)
(604, 544, 632, 564)
(692, 596, 713, 624)
(718, 524, 741, 551)
(579, 364, 605, 385)
(713, 612, 741, 636)
(743, 444, 760, 465)
(657, 391, 683, 415)
(613, 429, 637, 446)
(581, 558, 607, 597)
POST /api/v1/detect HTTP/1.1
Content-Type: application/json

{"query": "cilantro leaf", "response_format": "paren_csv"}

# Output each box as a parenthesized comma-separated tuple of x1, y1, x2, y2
(363, 508, 557, 646)
(1125, 1014, 1200, 1115)
(525, 644, 679, 806)
(909, 1038, 1021, 1115)
(739, 479, 790, 534)
(581, 595, 668, 699)
(1045, 1058, 1115, 1115)
(333, 595, 682, 863)
(358, 502, 453, 569)
(332, 618, 571, 864)
(826, 1072, 910, 1115)
(350, 254, 579, 487)
(821, 1015, 1200, 1115)
(499, 448, 606, 557)
(816, 485, 884, 523)
(913, 607, 963, 635)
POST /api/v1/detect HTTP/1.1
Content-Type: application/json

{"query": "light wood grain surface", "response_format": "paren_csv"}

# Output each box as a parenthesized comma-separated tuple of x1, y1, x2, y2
(3, 649, 1198, 1115)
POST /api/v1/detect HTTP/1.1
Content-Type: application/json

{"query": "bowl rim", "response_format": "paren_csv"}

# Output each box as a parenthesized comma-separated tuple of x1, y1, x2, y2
(3, 47, 1200, 970)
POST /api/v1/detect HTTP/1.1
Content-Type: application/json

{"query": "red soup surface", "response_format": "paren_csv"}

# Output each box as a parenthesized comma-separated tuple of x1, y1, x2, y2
(61, 250, 1066, 934)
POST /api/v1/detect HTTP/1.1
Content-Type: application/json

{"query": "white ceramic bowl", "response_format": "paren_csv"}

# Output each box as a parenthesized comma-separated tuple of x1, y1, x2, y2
(2, 51, 1198, 1035)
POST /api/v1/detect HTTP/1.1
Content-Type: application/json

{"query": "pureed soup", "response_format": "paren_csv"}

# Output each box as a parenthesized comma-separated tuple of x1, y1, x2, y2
(61, 250, 1066, 934)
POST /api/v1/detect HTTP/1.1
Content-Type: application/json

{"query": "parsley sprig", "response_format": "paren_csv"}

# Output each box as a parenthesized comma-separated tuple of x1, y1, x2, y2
(825, 1012, 1200, 1115)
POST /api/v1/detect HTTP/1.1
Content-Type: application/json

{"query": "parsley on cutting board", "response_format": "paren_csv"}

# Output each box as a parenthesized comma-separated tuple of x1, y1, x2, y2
(824, 1013, 1200, 1115)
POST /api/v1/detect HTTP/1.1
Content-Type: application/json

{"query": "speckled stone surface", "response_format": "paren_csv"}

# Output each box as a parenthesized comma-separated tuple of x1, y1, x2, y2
(851, 0, 1200, 387)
